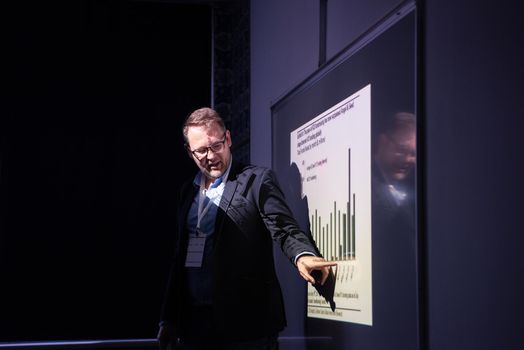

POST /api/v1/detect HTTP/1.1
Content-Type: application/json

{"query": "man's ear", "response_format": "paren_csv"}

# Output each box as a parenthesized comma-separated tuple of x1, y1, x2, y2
(226, 129, 232, 147)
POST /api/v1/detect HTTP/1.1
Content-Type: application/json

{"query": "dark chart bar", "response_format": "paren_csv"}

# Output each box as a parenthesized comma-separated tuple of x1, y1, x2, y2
(309, 148, 356, 261)
(351, 193, 356, 258)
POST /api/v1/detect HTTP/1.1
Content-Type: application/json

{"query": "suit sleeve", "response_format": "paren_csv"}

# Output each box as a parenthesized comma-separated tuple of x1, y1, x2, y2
(255, 168, 319, 263)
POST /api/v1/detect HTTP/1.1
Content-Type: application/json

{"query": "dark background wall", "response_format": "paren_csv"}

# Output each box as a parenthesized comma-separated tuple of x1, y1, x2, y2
(424, 1, 523, 349)
(251, 0, 523, 349)
(212, 0, 251, 163)
(1, 0, 211, 341)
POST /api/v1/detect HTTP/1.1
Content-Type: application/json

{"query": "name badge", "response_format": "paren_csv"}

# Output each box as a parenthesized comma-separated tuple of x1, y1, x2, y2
(185, 234, 207, 267)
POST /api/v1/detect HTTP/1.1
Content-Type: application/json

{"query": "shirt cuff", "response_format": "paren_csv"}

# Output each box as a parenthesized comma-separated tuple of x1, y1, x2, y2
(294, 251, 317, 265)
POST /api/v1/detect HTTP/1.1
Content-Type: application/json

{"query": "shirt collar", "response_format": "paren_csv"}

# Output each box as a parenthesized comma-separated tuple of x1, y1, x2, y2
(193, 157, 233, 189)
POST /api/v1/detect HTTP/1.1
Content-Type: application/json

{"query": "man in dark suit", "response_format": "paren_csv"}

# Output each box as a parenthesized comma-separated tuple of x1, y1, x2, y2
(157, 107, 334, 350)
(372, 112, 418, 349)
(372, 112, 416, 236)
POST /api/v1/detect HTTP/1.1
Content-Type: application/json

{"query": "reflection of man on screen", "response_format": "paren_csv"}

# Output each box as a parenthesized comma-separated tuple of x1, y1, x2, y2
(372, 111, 417, 348)
(372, 110, 417, 280)
(373, 112, 416, 211)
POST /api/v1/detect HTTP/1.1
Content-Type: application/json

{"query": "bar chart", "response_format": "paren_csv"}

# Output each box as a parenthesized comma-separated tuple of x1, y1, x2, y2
(311, 194, 356, 261)
(290, 84, 372, 325)
(310, 147, 356, 261)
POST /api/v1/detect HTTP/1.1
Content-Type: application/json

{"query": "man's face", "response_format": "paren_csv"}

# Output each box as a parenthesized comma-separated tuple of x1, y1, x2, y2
(186, 123, 232, 184)
(376, 129, 416, 181)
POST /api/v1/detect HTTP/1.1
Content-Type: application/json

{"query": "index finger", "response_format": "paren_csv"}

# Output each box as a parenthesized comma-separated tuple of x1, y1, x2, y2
(311, 261, 337, 268)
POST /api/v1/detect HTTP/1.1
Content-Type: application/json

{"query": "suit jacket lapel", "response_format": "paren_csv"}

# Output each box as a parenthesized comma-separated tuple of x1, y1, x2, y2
(215, 161, 242, 236)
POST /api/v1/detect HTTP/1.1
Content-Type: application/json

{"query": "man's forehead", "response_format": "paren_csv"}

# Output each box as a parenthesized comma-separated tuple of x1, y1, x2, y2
(189, 122, 223, 133)
(187, 126, 224, 146)
(391, 129, 415, 141)
(188, 125, 218, 135)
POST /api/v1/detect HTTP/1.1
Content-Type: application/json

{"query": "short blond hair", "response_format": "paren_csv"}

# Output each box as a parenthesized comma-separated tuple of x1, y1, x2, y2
(182, 107, 226, 143)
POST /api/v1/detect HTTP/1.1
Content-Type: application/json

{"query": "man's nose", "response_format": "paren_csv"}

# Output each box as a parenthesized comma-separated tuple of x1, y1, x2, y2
(206, 148, 218, 159)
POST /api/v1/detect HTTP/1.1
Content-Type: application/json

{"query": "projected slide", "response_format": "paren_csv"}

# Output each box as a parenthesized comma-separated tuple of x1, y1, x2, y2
(290, 84, 372, 325)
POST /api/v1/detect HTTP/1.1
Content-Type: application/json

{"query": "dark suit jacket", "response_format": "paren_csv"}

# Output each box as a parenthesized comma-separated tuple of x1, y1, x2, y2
(371, 162, 418, 348)
(160, 161, 316, 341)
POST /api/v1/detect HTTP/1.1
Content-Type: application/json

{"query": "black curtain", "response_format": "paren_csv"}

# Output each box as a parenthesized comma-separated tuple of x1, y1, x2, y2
(1, 0, 211, 341)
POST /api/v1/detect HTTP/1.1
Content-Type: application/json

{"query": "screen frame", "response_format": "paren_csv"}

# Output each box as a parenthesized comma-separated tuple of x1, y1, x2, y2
(270, 1, 424, 349)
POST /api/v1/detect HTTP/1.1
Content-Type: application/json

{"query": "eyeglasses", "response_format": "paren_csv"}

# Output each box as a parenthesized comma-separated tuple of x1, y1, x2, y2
(187, 134, 227, 160)
(385, 134, 416, 159)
